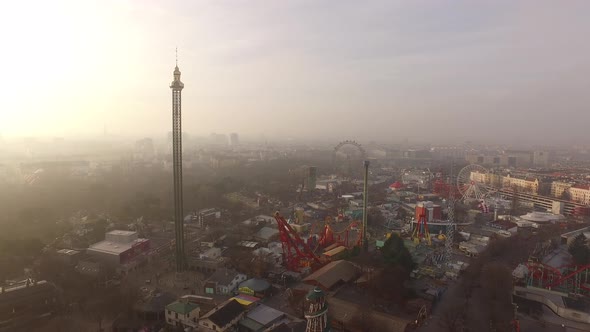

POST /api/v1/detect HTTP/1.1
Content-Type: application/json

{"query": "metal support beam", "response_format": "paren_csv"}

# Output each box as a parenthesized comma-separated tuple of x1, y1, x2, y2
(362, 160, 369, 252)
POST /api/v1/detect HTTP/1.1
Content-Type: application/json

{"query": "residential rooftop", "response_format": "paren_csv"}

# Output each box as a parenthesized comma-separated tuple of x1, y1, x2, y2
(166, 300, 199, 315)
(106, 230, 136, 236)
(202, 299, 246, 328)
(88, 238, 149, 255)
(303, 260, 359, 290)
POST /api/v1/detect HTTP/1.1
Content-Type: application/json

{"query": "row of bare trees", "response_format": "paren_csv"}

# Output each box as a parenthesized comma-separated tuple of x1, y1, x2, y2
(438, 261, 514, 332)
(437, 235, 549, 332)
(438, 225, 559, 332)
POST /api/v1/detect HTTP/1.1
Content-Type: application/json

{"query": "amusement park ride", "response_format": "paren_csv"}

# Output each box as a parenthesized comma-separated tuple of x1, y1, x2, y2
(434, 164, 495, 203)
(332, 140, 367, 178)
(273, 211, 365, 272)
(523, 260, 590, 296)
(413, 164, 496, 260)
(411, 214, 431, 246)
(310, 218, 364, 251)
(271, 141, 370, 272)
(457, 164, 494, 202)
(273, 212, 321, 271)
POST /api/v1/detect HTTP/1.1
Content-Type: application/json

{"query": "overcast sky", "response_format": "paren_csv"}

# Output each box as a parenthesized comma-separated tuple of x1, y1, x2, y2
(1, 0, 589, 144)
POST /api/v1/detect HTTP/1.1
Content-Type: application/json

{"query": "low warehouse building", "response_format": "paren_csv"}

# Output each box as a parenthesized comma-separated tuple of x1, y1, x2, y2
(86, 230, 150, 268)
(303, 260, 359, 291)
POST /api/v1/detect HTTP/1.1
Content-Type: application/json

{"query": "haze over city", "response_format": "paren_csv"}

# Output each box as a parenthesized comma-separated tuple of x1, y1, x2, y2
(4, 2, 590, 332)
(2, 0, 590, 144)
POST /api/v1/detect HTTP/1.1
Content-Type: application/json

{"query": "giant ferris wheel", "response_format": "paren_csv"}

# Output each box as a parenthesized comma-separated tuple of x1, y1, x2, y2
(332, 140, 367, 177)
(457, 164, 493, 202)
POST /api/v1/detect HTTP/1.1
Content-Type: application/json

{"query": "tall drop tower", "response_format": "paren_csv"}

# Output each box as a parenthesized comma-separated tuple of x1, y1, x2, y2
(170, 51, 185, 272)
(362, 160, 369, 252)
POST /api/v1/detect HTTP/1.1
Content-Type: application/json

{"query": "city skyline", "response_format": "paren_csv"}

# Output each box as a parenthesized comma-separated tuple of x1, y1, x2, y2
(3, 2, 590, 331)
(1, 1, 590, 145)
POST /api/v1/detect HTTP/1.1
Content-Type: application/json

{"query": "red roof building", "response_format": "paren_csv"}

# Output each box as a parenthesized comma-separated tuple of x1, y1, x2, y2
(389, 181, 404, 190)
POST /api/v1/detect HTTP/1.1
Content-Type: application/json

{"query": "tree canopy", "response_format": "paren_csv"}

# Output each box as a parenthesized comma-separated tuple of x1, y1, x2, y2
(381, 233, 416, 272)
(569, 234, 590, 265)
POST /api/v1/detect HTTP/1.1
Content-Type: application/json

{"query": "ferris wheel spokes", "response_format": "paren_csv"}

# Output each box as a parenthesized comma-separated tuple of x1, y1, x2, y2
(457, 164, 492, 202)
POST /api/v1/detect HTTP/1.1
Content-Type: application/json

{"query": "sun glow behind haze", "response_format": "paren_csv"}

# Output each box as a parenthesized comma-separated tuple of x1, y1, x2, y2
(1, 1, 590, 144)
(0, 0, 146, 136)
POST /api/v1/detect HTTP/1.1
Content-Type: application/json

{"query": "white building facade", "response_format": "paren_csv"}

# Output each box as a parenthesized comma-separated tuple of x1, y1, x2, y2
(165, 300, 200, 329)
(569, 185, 590, 205)
(551, 181, 573, 198)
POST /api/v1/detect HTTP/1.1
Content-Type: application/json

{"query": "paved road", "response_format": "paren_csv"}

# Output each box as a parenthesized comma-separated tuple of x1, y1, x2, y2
(419, 287, 590, 332)
(417, 280, 461, 332)
(514, 294, 590, 331)
(518, 313, 586, 332)
(530, 305, 590, 331)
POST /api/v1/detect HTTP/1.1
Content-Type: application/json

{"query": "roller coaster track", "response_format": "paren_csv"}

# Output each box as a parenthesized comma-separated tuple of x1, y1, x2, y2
(307, 219, 363, 253)
(547, 264, 590, 292)
(525, 261, 590, 295)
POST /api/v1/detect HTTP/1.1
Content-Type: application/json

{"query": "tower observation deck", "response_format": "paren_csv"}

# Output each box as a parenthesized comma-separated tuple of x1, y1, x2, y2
(305, 287, 330, 332)
(170, 55, 185, 272)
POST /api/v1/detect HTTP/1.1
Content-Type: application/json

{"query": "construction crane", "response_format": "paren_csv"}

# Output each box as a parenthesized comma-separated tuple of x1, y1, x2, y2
(273, 212, 321, 272)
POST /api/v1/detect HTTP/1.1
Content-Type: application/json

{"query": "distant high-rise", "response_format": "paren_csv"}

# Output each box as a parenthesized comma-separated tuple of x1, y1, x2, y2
(209, 132, 228, 145)
(533, 151, 550, 167)
(170, 53, 185, 272)
(230, 132, 239, 146)
(308, 166, 317, 191)
(135, 138, 155, 160)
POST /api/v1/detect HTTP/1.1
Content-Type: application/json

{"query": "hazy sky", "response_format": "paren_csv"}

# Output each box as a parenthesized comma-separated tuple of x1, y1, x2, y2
(1, 0, 590, 144)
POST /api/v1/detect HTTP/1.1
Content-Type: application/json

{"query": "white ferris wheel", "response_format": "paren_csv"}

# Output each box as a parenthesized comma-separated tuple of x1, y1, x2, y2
(457, 164, 493, 202)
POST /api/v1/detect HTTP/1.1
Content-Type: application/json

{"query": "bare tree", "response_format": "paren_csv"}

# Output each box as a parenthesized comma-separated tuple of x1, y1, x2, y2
(251, 254, 273, 278)
(367, 207, 385, 226)
(367, 266, 409, 306)
(350, 305, 377, 332)
(286, 289, 306, 317)
(560, 190, 571, 201)
(458, 275, 475, 304)
(481, 262, 514, 331)
(510, 185, 521, 216)
(437, 299, 466, 332)
(226, 248, 273, 278)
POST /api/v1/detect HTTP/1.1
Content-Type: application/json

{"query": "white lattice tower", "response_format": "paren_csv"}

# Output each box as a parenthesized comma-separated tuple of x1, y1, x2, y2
(444, 161, 455, 265)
